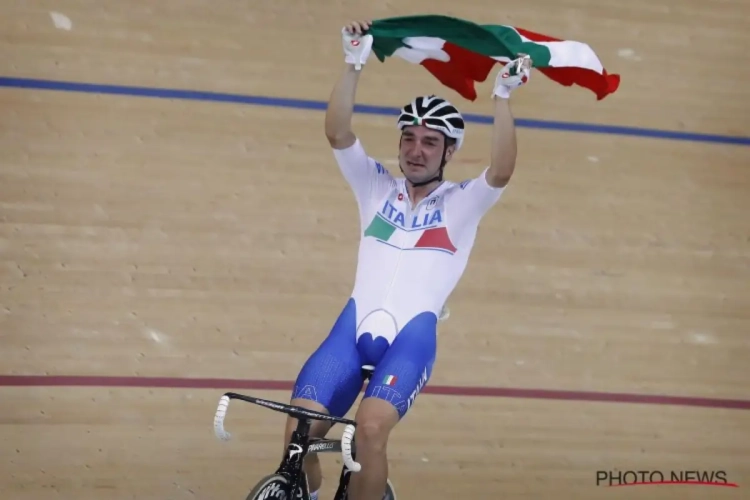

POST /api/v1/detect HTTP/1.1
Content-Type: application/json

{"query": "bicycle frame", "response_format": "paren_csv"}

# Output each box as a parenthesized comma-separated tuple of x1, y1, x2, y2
(213, 392, 361, 499)
(278, 414, 347, 497)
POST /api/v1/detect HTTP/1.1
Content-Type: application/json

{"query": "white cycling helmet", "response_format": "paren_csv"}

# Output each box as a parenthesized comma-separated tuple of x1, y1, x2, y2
(396, 95, 465, 152)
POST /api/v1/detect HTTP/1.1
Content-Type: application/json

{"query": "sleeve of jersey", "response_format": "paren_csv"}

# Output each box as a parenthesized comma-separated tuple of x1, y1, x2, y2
(331, 139, 393, 206)
(450, 167, 506, 224)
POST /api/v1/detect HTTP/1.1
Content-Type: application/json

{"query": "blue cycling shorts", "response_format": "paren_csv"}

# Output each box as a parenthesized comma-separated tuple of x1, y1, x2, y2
(291, 298, 437, 420)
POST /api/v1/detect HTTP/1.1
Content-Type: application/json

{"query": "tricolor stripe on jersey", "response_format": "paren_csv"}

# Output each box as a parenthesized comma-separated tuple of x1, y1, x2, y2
(364, 213, 458, 255)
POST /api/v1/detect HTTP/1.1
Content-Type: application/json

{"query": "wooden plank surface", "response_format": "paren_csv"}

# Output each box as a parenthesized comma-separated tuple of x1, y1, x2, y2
(1, 0, 749, 498)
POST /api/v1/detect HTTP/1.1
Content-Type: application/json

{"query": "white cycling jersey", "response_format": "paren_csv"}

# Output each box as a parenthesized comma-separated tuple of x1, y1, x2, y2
(333, 139, 505, 343)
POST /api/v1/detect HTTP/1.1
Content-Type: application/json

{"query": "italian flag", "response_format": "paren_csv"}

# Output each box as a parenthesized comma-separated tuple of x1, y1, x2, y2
(368, 15, 620, 101)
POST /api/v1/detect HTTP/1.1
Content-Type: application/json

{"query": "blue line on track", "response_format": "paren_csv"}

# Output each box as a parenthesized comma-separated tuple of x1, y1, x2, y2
(2, 76, 748, 146)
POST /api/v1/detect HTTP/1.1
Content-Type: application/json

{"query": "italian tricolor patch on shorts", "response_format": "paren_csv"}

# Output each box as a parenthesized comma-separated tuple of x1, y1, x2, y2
(383, 375, 398, 386)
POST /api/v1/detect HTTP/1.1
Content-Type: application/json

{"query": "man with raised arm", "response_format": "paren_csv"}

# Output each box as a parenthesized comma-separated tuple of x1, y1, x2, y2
(283, 19, 532, 500)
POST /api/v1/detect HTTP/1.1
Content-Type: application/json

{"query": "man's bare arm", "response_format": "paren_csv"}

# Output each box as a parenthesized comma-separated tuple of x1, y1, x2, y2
(485, 55, 532, 188)
(325, 19, 372, 150)
(486, 98, 518, 188)
(325, 65, 362, 150)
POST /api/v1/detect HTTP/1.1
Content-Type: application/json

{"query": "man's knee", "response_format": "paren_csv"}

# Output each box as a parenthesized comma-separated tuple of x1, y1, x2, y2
(354, 397, 400, 453)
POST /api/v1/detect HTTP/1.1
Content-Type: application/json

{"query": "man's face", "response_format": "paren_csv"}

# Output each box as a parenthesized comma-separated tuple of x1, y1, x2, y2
(398, 125, 454, 184)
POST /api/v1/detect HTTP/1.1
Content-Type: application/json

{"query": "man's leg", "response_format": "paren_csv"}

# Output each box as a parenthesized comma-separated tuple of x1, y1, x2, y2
(347, 397, 399, 500)
(348, 311, 438, 500)
(285, 298, 364, 495)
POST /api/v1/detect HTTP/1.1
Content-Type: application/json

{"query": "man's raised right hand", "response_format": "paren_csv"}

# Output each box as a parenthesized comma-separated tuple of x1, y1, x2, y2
(342, 20, 373, 70)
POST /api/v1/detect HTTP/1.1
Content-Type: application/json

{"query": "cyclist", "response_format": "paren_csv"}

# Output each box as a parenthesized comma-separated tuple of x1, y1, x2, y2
(285, 19, 532, 500)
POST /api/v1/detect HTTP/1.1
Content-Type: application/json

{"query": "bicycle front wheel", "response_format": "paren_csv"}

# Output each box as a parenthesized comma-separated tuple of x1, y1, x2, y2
(245, 474, 291, 500)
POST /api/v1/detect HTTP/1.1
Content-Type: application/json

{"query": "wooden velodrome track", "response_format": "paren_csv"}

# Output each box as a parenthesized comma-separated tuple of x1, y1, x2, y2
(1, 0, 749, 499)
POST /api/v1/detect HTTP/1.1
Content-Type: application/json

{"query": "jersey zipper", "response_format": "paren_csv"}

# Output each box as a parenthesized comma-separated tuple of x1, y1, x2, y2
(380, 183, 415, 314)
(380, 182, 444, 312)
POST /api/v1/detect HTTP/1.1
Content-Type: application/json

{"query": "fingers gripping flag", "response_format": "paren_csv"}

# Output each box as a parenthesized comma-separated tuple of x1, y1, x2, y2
(368, 15, 620, 101)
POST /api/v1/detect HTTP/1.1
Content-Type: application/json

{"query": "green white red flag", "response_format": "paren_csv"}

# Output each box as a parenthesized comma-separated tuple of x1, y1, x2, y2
(368, 15, 620, 101)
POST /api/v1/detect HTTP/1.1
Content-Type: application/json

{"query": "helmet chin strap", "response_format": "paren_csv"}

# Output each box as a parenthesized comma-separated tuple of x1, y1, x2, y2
(406, 168, 442, 188)
(400, 138, 450, 188)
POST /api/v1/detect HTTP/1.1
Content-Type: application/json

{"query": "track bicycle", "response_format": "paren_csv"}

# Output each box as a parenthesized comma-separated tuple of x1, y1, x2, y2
(213, 365, 397, 500)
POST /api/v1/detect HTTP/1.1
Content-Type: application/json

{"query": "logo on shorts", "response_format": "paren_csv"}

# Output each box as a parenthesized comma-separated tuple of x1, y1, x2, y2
(407, 367, 429, 410)
(293, 385, 319, 403)
(383, 375, 398, 386)
(369, 385, 407, 414)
